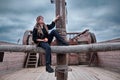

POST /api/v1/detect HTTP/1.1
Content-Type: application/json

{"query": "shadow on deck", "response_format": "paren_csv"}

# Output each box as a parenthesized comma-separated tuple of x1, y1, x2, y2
(0, 65, 120, 80)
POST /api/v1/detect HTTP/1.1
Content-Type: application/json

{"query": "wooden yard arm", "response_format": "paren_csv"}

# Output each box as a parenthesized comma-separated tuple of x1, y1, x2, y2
(0, 42, 120, 53)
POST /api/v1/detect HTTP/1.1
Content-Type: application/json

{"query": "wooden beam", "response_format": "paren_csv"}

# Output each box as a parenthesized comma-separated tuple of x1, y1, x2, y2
(0, 42, 120, 53)
(55, 0, 67, 80)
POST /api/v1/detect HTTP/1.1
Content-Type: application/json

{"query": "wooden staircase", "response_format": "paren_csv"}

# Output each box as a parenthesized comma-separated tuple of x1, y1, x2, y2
(25, 53, 39, 68)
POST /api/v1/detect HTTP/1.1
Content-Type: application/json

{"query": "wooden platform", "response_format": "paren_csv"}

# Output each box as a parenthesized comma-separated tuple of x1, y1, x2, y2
(0, 65, 120, 80)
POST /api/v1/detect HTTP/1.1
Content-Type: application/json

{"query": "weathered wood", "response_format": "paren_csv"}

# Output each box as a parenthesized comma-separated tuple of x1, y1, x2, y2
(1, 66, 120, 80)
(55, 0, 67, 80)
(0, 42, 120, 53)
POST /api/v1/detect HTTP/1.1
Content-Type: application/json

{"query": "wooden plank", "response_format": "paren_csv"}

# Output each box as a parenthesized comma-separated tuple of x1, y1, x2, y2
(0, 67, 45, 80)
(1, 66, 120, 80)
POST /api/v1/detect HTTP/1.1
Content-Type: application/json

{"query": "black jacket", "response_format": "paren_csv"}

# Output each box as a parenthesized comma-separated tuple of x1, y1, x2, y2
(32, 22, 55, 43)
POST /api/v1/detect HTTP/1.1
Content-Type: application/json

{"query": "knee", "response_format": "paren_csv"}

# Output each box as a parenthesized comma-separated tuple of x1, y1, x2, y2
(45, 46, 51, 51)
(51, 29, 58, 34)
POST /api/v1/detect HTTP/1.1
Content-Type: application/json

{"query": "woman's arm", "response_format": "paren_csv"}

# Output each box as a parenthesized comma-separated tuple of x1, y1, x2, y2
(32, 28, 38, 43)
(47, 15, 60, 30)
(47, 22, 55, 30)
(36, 39, 44, 42)
(53, 15, 60, 23)
(36, 38, 48, 42)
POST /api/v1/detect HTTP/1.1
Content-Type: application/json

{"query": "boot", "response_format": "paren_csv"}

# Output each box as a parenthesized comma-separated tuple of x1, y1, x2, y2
(61, 42, 69, 46)
(46, 65, 54, 73)
(57, 41, 69, 46)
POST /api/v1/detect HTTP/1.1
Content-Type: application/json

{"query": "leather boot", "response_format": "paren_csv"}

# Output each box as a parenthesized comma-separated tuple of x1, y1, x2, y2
(57, 40, 69, 46)
(46, 65, 54, 73)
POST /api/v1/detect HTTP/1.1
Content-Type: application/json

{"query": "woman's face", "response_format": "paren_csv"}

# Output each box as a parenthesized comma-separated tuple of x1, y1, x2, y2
(38, 17, 44, 24)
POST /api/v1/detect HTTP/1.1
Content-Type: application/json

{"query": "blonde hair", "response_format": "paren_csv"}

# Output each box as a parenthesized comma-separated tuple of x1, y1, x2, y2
(34, 16, 48, 36)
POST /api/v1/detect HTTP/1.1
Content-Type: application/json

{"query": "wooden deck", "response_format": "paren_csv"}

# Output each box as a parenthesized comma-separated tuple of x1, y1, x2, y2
(0, 65, 120, 80)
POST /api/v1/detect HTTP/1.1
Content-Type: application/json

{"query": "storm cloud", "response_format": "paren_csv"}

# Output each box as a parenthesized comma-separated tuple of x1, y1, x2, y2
(0, 0, 120, 43)
(67, 0, 120, 41)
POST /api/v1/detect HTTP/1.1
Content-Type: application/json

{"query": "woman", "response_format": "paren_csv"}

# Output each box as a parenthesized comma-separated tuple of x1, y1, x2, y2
(32, 15, 68, 73)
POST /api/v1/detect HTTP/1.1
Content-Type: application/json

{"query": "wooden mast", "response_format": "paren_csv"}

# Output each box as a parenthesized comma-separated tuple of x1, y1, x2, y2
(55, 0, 68, 80)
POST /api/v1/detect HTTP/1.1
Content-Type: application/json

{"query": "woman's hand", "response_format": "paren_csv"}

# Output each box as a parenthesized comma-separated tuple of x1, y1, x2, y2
(37, 39, 44, 42)
(44, 38, 48, 42)
(37, 38, 48, 42)
(53, 15, 60, 22)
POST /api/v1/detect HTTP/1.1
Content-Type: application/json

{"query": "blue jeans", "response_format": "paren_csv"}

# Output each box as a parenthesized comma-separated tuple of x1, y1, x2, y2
(38, 42, 51, 65)
(48, 30, 68, 45)
(38, 30, 68, 65)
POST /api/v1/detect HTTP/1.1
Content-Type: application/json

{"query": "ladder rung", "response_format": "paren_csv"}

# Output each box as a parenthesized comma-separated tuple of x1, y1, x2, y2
(27, 64, 36, 65)
(30, 55, 36, 57)
(28, 61, 37, 62)
(25, 53, 38, 68)
(29, 58, 36, 59)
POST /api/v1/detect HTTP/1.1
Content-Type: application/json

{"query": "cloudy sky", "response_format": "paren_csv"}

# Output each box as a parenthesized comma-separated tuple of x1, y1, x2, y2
(0, 0, 120, 44)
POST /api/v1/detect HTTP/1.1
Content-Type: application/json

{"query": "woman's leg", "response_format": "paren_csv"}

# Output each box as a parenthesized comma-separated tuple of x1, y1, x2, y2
(48, 30, 69, 45)
(38, 42, 51, 65)
(38, 42, 54, 73)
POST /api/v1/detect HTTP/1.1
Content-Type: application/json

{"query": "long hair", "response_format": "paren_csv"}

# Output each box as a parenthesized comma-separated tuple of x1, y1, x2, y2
(34, 16, 48, 36)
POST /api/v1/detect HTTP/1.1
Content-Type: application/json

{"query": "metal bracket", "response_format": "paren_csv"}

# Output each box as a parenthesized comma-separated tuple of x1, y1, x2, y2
(55, 65, 72, 78)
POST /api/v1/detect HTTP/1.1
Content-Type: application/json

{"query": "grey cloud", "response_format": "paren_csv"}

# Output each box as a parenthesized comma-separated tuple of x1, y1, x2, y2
(0, 26, 25, 43)
(68, 0, 120, 9)
(96, 26, 120, 41)
(0, 0, 53, 15)
(67, 0, 120, 42)
(0, 0, 55, 43)
(0, 0, 120, 43)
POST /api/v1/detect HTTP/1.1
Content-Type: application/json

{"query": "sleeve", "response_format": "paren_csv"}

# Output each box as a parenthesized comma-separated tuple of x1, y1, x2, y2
(32, 28, 38, 43)
(47, 21, 55, 30)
